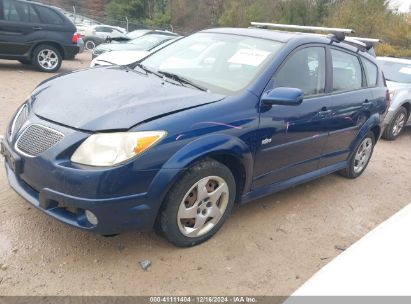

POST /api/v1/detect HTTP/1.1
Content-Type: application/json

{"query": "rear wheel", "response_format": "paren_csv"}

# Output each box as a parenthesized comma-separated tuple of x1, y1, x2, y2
(383, 106, 408, 140)
(32, 45, 62, 73)
(339, 132, 375, 179)
(84, 39, 96, 51)
(158, 159, 236, 247)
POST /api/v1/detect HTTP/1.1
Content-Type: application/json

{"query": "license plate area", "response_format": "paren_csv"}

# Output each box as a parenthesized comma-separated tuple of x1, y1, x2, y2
(1, 139, 23, 174)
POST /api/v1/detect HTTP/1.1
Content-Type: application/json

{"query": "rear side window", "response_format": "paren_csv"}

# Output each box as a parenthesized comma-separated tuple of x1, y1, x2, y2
(36, 5, 64, 25)
(275, 47, 326, 96)
(363, 58, 378, 87)
(331, 49, 363, 92)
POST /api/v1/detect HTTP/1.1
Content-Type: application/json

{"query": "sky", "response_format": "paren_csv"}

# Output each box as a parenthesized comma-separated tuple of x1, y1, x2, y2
(389, 0, 411, 13)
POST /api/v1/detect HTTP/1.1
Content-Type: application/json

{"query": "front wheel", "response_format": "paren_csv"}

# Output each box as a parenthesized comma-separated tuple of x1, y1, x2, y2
(32, 45, 62, 72)
(339, 132, 375, 179)
(382, 106, 408, 141)
(158, 159, 236, 247)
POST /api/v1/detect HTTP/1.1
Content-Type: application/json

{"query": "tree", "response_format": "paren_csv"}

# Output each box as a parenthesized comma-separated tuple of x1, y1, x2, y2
(106, 0, 170, 27)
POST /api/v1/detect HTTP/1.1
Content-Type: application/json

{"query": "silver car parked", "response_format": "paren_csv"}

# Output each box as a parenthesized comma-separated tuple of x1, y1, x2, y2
(377, 57, 411, 140)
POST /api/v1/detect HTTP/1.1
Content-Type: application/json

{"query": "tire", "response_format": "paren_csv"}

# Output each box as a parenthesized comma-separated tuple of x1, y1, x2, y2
(18, 59, 32, 65)
(339, 131, 375, 179)
(382, 106, 408, 141)
(158, 158, 236, 247)
(84, 39, 96, 51)
(32, 45, 62, 73)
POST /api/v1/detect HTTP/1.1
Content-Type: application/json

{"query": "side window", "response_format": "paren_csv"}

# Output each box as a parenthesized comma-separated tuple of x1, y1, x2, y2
(3, 0, 29, 22)
(274, 47, 326, 96)
(363, 58, 378, 87)
(29, 5, 41, 23)
(331, 49, 363, 92)
(0, 0, 4, 20)
(36, 6, 64, 25)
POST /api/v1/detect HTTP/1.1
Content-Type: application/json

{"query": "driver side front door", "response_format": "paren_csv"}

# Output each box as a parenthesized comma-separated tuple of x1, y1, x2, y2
(253, 45, 333, 189)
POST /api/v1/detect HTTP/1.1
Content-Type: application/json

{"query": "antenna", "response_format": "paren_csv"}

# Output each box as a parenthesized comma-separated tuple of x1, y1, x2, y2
(250, 22, 355, 34)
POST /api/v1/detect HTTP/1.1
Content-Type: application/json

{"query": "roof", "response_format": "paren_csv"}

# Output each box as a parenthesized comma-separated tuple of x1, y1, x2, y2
(201, 27, 306, 43)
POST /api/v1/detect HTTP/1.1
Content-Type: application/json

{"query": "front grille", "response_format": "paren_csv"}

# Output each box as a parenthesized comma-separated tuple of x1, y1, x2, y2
(10, 104, 29, 139)
(16, 124, 64, 156)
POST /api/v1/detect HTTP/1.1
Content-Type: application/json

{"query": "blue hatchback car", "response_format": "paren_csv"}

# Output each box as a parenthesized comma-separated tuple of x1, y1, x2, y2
(1, 26, 389, 247)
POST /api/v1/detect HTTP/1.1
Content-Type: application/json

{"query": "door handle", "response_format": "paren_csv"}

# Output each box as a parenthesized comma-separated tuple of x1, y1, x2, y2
(32, 26, 42, 30)
(363, 99, 372, 105)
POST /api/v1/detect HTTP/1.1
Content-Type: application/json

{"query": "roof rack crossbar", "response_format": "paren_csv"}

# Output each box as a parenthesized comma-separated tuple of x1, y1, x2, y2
(250, 22, 355, 34)
(347, 37, 381, 44)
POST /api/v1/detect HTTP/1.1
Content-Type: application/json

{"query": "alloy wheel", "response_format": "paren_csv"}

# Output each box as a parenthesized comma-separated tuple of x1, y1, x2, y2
(37, 49, 59, 70)
(353, 138, 373, 174)
(392, 112, 406, 137)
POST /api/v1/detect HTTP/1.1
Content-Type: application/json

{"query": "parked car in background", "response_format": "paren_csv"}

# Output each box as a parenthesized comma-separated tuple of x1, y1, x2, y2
(0, 0, 79, 72)
(377, 57, 411, 140)
(1, 25, 389, 247)
(92, 32, 180, 59)
(90, 37, 180, 67)
(77, 24, 127, 50)
(91, 24, 126, 39)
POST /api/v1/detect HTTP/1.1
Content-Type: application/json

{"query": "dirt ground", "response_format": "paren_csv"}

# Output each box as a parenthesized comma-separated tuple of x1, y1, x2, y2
(0, 52, 410, 296)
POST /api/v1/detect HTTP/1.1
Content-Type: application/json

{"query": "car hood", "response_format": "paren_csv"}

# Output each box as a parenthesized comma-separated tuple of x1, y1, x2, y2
(94, 50, 150, 66)
(31, 66, 225, 131)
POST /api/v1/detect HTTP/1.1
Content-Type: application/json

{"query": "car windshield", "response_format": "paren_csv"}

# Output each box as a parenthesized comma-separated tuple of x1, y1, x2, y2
(126, 30, 151, 40)
(377, 59, 411, 83)
(129, 35, 173, 51)
(140, 32, 284, 94)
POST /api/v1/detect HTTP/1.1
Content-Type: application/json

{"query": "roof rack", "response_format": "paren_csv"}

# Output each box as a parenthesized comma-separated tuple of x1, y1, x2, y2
(250, 22, 380, 51)
(250, 22, 355, 34)
(345, 37, 381, 51)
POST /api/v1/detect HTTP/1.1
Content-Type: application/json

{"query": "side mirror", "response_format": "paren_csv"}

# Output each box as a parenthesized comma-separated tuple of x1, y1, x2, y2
(261, 87, 304, 106)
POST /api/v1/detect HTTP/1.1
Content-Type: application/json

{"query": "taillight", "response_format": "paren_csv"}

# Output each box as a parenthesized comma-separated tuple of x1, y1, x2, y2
(72, 32, 81, 44)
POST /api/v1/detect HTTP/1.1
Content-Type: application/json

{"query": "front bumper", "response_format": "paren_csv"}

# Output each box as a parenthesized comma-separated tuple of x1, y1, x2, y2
(1, 127, 182, 235)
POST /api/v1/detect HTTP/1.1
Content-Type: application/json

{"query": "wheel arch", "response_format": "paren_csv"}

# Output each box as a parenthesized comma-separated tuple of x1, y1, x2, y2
(30, 41, 65, 59)
(162, 134, 254, 199)
(351, 114, 381, 155)
(400, 101, 411, 119)
(147, 134, 254, 228)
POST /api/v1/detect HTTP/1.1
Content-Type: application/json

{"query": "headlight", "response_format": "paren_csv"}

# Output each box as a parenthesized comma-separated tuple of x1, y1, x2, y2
(71, 131, 166, 167)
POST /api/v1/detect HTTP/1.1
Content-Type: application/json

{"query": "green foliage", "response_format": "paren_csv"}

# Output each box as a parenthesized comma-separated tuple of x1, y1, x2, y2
(106, 0, 170, 26)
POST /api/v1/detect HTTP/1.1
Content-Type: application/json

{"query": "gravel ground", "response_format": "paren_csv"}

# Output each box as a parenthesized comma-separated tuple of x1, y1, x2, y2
(0, 52, 410, 296)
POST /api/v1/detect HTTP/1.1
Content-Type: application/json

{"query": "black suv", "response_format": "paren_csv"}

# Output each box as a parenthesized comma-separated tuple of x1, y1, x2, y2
(0, 0, 79, 72)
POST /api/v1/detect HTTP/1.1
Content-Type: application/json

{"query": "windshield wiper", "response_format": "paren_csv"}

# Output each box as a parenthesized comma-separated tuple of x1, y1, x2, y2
(385, 78, 400, 83)
(134, 62, 162, 77)
(158, 70, 208, 92)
